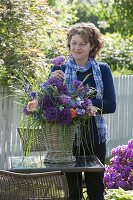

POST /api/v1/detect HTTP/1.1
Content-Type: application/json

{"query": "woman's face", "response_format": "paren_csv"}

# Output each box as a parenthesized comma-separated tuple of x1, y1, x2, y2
(70, 34, 92, 66)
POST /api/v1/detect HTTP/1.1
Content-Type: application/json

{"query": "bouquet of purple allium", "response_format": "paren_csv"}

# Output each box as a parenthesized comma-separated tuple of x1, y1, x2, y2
(104, 139, 133, 190)
(22, 56, 98, 126)
(23, 76, 97, 126)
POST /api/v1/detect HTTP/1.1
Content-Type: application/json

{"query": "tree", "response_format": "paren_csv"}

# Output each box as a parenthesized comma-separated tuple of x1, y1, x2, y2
(48, 0, 78, 26)
(112, 0, 133, 36)
(70, 0, 99, 25)
(0, 0, 67, 87)
(96, 0, 133, 37)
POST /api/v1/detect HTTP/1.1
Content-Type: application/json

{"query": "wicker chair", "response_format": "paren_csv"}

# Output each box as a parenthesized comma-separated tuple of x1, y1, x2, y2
(17, 127, 46, 152)
(0, 170, 69, 200)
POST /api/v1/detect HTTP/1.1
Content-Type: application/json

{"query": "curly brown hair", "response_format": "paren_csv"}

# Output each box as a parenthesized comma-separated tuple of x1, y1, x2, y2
(67, 22, 103, 58)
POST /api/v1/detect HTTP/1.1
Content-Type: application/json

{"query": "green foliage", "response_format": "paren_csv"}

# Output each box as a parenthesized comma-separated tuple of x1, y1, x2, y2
(51, 0, 78, 26)
(47, 0, 56, 6)
(83, 188, 133, 199)
(69, 0, 98, 25)
(112, 0, 133, 37)
(1, 0, 132, 89)
(0, 0, 67, 88)
(54, 0, 99, 26)
(99, 34, 133, 72)
(95, 0, 133, 37)
(105, 188, 133, 200)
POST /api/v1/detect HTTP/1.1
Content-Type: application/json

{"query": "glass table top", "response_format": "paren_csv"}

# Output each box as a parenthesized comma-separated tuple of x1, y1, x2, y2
(8, 153, 105, 173)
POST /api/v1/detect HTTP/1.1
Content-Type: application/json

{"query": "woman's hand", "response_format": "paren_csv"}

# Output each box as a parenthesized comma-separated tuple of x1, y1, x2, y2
(51, 70, 65, 80)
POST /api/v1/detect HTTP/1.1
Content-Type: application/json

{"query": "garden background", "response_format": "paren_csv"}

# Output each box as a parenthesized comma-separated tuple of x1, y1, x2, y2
(0, 0, 133, 199)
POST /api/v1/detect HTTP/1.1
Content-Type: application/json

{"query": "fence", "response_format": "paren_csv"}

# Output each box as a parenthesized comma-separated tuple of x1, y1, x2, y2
(0, 75, 133, 169)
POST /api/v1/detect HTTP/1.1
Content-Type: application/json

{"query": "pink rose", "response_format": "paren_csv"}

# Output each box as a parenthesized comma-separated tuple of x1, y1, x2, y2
(26, 100, 38, 112)
(87, 106, 98, 116)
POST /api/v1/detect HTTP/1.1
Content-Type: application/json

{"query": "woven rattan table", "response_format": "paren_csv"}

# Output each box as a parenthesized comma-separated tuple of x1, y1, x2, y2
(8, 153, 104, 173)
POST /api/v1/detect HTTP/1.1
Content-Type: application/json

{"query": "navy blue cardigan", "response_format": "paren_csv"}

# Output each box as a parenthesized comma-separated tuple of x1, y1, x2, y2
(51, 62, 116, 143)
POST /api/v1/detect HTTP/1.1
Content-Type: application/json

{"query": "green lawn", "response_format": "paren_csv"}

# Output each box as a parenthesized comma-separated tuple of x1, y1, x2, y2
(113, 69, 133, 76)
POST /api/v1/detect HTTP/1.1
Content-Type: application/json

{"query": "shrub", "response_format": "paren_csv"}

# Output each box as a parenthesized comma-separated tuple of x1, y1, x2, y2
(100, 34, 133, 72)
(0, 0, 67, 88)
(105, 188, 133, 200)
(104, 139, 133, 190)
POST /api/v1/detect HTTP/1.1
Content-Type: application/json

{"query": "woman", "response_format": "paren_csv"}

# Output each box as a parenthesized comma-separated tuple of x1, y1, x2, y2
(51, 22, 116, 200)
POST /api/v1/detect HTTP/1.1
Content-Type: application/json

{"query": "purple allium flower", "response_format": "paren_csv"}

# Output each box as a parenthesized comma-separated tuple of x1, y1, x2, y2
(76, 85, 90, 98)
(60, 94, 71, 104)
(23, 106, 30, 116)
(44, 107, 57, 122)
(47, 77, 68, 94)
(52, 56, 65, 66)
(47, 77, 58, 84)
(39, 95, 55, 110)
(73, 80, 83, 90)
(81, 99, 92, 110)
(29, 91, 38, 99)
(56, 81, 68, 94)
(56, 108, 72, 125)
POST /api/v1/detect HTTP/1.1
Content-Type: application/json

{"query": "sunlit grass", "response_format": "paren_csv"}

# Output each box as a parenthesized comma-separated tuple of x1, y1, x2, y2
(113, 69, 133, 76)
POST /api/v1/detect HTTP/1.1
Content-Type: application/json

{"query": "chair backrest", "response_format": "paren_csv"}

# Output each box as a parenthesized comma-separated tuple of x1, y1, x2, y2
(0, 170, 69, 200)
(17, 127, 46, 152)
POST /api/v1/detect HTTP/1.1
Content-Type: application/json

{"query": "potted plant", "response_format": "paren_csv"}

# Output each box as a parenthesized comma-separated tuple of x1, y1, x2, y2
(104, 139, 133, 190)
